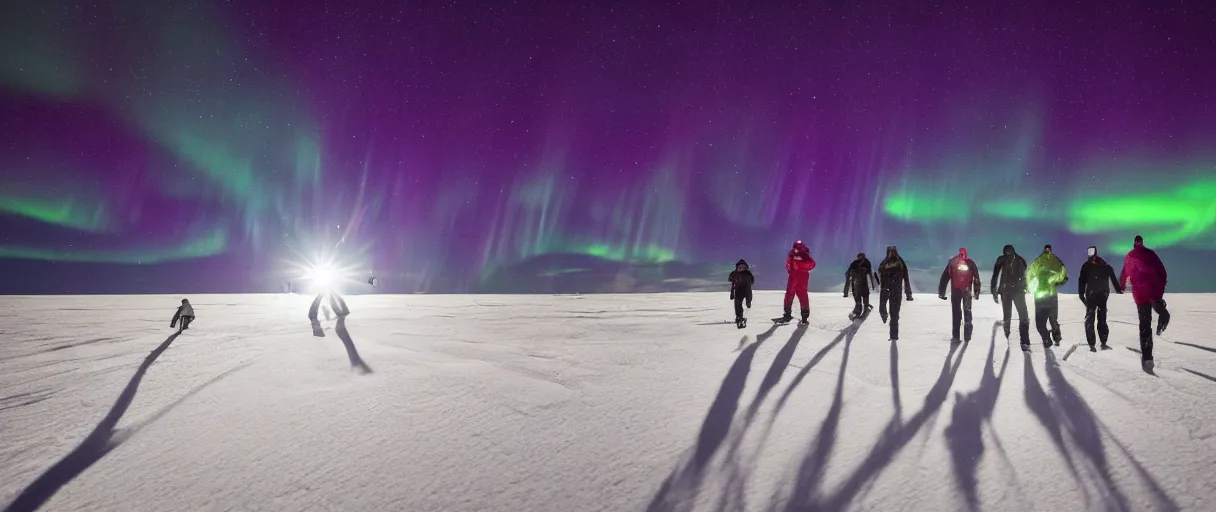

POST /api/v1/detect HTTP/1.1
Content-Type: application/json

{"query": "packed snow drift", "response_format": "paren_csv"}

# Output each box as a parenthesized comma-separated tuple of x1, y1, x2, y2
(1, 292, 1214, 511)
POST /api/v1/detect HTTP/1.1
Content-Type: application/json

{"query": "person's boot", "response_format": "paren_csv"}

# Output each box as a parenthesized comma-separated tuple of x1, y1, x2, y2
(779, 308, 793, 323)
(964, 322, 973, 342)
(800, 309, 810, 325)
(1156, 312, 1170, 336)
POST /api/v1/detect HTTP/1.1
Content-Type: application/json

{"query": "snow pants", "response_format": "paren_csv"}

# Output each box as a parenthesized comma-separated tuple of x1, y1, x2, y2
(999, 290, 1030, 345)
(733, 288, 753, 319)
(1083, 291, 1110, 347)
(784, 276, 809, 319)
(1136, 299, 1170, 359)
(178, 316, 193, 331)
(879, 287, 903, 340)
(950, 288, 973, 341)
(1034, 295, 1061, 345)
(849, 280, 871, 317)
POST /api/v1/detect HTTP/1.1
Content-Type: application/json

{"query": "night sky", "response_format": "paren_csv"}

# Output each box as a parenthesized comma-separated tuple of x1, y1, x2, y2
(2, 0, 1215, 294)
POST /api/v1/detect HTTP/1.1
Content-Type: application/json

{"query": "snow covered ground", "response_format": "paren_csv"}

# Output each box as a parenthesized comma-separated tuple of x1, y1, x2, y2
(1, 292, 1214, 512)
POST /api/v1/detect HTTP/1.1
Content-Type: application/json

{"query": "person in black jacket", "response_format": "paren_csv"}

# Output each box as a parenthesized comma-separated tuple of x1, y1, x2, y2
(843, 252, 878, 319)
(1078, 245, 1124, 350)
(876, 246, 914, 340)
(990, 244, 1031, 348)
(729, 259, 755, 328)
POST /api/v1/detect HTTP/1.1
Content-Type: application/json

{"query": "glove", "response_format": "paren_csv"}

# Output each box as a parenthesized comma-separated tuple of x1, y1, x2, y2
(1079, 295, 1087, 306)
(992, 293, 999, 304)
(843, 292, 848, 298)
(974, 291, 980, 300)
(939, 294, 947, 300)
(906, 295, 914, 301)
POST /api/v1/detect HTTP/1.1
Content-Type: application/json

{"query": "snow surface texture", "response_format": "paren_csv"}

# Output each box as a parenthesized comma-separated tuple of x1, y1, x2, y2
(1, 292, 1214, 512)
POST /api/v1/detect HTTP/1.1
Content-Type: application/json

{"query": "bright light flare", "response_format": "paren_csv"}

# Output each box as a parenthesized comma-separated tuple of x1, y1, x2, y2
(307, 265, 338, 290)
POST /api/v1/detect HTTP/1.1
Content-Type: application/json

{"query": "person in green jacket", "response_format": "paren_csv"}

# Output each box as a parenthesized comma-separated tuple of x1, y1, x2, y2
(1027, 244, 1069, 346)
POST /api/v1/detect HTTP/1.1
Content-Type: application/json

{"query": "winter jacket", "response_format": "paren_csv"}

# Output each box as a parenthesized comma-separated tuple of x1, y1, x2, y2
(1078, 247, 1122, 296)
(1120, 245, 1168, 305)
(171, 300, 194, 327)
(729, 259, 755, 295)
(939, 248, 981, 296)
(1027, 251, 1068, 299)
(877, 246, 913, 299)
(844, 255, 878, 294)
(990, 245, 1028, 294)
(786, 243, 816, 282)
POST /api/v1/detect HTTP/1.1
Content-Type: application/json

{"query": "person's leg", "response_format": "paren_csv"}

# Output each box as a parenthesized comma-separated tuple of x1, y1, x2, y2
(860, 282, 872, 309)
(950, 289, 963, 340)
(1153, 299, 1170, 335)
(1137, 303, 1153, 359)
(962, 293, 974, 341)
(1084, 298, 1097, 347)
(1095, 292, 1110, 346)
(734, 294, 745, 320)
(797, 280, 810, 322)
(889, 292, 902, 340)
(783, 280, 795, 319)
(1035, 297, 1051, 345)
(1048, 295, 1061, 343)
(851, 285, 863, 317)
(1000, 291, 1014, 338)
(1014, 292, 1031, 346)
(879, 287, 890, 323)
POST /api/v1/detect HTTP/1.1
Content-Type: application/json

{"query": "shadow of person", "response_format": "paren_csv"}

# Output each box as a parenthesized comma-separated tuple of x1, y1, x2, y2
(3, 333, 180, 512)
(334, 317, 372, 374)
(646, 325, 782, 512)
(944, 321, 1010, 511)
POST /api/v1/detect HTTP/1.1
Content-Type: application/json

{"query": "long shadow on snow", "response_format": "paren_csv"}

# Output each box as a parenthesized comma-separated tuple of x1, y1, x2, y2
(4, 333, 180, 512)
(776, 319, 859, 511)
(890, 338, 901, 418)
(646, 325, 783, 512)
(788, 340, 971, 511)
(943, 321, 1010, 511)
(1041, 350, 1176, 511)
(335, 317, 373, 374)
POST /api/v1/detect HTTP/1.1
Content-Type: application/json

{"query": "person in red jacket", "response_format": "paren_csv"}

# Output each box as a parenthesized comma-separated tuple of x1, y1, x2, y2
(1120, 235, 1170, 361)
(938, 247, 982, 342)
(779, 240, 816, 324)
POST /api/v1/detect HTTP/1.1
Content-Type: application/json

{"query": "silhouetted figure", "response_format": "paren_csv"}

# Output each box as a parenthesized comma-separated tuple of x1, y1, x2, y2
(876, 246, 914, 341)
(1120, 235, 1170, 361)
(728, 259, 755, 328)
(843, 252, 877, 320)
(1028, 244, 1068, 347)
(778, 240, 816, 324)
(1078, 245, 1123, 350)
(939, 247, 981, 342)
(309, 292, 350, 321)
(991, 244, 1031, 348)
(170, 298, 195, 332)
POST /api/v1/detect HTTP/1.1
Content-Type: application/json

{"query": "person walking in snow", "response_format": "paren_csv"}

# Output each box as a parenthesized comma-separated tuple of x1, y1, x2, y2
(729, 259, 755, 328)
(844, 252, 878, 320)
(1078, 245, 1123, 351)
(170, 298, 195, 332)
(778, 240, 816, 324)
(876, 246, 914, 341)
(990, 244, 1031, 349)
(938, 247, 981, 343)
(1028, 244, 1068, 347)
(1120, 235, 1170, 361)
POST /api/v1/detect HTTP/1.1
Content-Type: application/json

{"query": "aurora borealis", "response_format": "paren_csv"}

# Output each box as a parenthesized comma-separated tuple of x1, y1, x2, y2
(2, 1, 1215, 294)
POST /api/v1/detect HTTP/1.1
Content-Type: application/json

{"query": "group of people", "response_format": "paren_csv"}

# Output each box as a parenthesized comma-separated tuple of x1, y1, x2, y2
(728, 235, 1171, 361)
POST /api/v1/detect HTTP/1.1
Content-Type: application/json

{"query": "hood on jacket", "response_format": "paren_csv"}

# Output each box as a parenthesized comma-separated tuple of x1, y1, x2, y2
(735, 259, 750, 271)
(792, 240, 808, 251)
(885, 245, 898, 259)
(856, 252, 866, 260)
(1003, 244, 1015, 256)
(958, 247, 968, 260)
(181, 299, 190, 304)
(1043, 244, 1053, 254)
(1134, 235, 1144, 247)
(1087, 246, 1097, 259)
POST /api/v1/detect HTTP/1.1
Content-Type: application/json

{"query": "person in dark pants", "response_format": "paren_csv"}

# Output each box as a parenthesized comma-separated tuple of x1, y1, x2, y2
(990, 244, 1031, 348)
(1028, 244, 1069, 347)
(939, 247, 981, 343)
(170, 298, 195, 332)
(843, 252, 878, 319)
(1120, 235, 1170, 361)
(1078, 245, 1123, 351)
(729, 259, 755, 328)
(877, 246, 914, 341)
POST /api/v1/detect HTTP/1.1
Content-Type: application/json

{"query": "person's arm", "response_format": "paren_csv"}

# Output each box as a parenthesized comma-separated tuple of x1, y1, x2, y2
(1119, 254, 1131, 291)
(843, 271, 851, 297)
(990, 257, 1002, 295)
(1077, 263, 1088, 296)
(901, 260, 914, 300)
(1107, 264, 1123, 293)
(969, 260, 982, 298)
(939, 264, 950, 298)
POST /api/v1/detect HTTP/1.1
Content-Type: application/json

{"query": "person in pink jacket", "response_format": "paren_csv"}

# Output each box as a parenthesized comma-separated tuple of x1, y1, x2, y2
(1120, 235, 1170, 361)
(778, 240, 816, 324)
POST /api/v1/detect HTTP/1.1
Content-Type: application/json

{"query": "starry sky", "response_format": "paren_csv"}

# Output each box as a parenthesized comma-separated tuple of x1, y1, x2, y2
(2, 0, 1215, 294)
